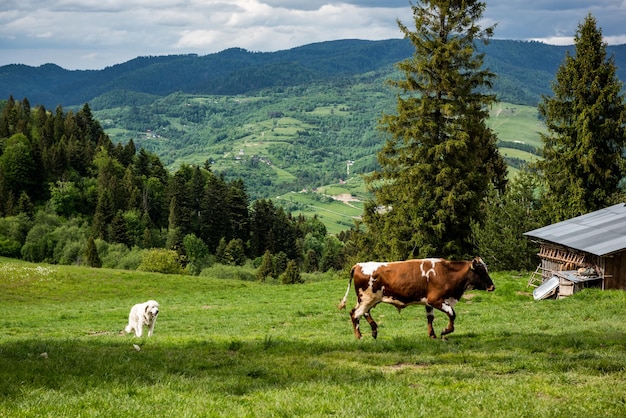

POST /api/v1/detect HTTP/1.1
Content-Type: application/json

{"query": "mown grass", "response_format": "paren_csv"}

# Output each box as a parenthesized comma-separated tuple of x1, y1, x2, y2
(1, 258, 625, 417)
(276, 192, 362, 234)
(488, 102, 546, 148)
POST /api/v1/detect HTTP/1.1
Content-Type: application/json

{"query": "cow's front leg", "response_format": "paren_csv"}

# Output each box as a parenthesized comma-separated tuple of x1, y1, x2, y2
(425, 306, 437, 339)
(349, 308, 363, 339)
(364, 311, 378, 339)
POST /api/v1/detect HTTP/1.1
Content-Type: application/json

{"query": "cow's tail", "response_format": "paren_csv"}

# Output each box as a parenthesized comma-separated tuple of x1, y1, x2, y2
(337, 266, 356, 310)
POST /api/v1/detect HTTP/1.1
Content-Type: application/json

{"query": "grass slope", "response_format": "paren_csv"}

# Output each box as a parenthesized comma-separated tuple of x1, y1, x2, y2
(1, 258, 625, 417)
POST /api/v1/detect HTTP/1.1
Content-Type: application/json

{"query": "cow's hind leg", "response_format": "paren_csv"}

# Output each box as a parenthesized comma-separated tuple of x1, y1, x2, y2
(349, 308, 363, 339)
(351, 298, 380, 340)
(364, 311, 378, 339)
(425, 306, 437, 339)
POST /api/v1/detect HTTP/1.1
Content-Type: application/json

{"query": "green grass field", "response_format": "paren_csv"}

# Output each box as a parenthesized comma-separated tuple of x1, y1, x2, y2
(1, 258, 625, 417)
(488, 102, 546, 148)
(276, 192, 363, 235)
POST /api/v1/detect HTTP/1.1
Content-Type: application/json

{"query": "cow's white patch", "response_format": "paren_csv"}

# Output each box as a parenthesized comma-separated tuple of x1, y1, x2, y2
(358, 262, 387, 276)
(441, 298, 458, 315)
(354, 284, 384, 318)
(368, 275, 376, 287)
(420, 259, 439, 280)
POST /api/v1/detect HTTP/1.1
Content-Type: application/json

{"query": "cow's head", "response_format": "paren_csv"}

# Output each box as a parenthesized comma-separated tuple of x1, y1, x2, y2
(468, 257, 495, 291)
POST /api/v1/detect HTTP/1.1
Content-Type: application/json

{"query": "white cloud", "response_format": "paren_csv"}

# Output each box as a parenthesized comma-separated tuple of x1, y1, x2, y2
(530, 36, 576, 46)
(0, 0, 625, 69)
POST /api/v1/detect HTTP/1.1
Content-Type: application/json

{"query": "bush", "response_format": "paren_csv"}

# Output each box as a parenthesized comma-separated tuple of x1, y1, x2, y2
(0, 237, 21, 258)
(97, 241, 130, 269)
(183, 233, 212, 275)
(0, 214, 31, 257)
(256, 250, 274, 281)
(280, 260, 303, 284)
(137, 248, 185, 274)
(52, 218, 89, 265)
(21, 210, 62, 263)
(116, 247, 144, 270)
(84, 237, 101, 267)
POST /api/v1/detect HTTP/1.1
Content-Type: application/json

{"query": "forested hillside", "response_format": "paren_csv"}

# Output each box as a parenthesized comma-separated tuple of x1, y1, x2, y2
(0, 97, 344, 276)
(2, 39, 625, 109)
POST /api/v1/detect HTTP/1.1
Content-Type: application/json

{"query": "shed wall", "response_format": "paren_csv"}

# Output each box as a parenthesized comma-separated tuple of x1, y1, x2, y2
(604, 251, 626, 290)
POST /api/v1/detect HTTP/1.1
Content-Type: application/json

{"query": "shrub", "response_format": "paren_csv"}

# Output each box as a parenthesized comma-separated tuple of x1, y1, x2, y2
(217, 238, 246, 266)
(137, 248, 184, 274)
(97, 242, 130, 269)
(0, 237, 21, 258)
(21, 210, 62, 263)
(52, 218, 88, 264)
(183, 233, 212, 275)
(116, 247, 144, 270)
(281, 260, 303, 284)
(85, 237, 101, 268)
(0, 214, 31, 257)
(256, 250, 274, 281)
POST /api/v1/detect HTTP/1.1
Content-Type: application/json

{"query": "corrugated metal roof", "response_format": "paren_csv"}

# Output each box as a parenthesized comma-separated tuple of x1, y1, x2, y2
(524, 203, 626, 256)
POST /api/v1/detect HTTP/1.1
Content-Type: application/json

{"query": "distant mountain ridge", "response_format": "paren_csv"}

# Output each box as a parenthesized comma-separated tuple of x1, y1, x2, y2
(1, 39, 625, 108)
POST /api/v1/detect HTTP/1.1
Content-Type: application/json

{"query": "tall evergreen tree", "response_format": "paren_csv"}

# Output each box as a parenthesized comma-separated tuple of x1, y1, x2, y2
(85, 236, 102, 268)
(535, 14, 626, 222)
(198, 172, 231, 252)
(364, 0, 507, 260)
(227, 179, 250, 245)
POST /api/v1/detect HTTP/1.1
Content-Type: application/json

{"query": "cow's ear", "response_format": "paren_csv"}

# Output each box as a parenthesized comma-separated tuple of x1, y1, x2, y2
(471, 257, 479, 269)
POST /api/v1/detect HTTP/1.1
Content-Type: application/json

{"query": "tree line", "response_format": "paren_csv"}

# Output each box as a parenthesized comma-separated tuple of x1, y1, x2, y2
(0, 97, 346, 278)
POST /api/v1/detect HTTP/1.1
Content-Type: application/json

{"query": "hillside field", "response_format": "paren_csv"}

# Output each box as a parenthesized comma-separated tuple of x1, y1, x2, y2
(97, 97, 544, 234)
(270, 101, 545, 233)
(1, 258, 624, 417)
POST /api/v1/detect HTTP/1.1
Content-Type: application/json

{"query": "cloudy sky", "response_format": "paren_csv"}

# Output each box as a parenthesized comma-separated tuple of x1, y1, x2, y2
(1, 0, 626, 70)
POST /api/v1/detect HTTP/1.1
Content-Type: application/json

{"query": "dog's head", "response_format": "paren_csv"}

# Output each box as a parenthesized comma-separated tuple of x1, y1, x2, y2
(144, 300, 159, 319)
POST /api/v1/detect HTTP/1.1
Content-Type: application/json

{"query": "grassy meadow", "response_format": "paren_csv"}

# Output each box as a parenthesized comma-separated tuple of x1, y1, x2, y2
(1, 258, 625, 417)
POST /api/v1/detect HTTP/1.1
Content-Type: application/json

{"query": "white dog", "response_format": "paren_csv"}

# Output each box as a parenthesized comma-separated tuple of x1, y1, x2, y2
(125, 300, 160, 337)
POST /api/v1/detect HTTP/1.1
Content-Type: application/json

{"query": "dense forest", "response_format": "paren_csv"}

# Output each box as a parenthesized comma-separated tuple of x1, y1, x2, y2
(0, 96, 346, 277)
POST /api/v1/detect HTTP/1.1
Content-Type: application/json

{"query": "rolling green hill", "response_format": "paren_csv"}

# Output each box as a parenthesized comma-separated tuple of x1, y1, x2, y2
(7, 38, 615, 234)
(2, 39, 625, 109)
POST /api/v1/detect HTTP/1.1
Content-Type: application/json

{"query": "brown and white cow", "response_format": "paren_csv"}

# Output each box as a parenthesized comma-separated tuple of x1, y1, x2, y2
(338, 257, 495, 339)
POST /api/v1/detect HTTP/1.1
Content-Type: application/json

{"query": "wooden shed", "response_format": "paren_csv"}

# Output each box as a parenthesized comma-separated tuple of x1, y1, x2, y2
(524, 203, 626, 297)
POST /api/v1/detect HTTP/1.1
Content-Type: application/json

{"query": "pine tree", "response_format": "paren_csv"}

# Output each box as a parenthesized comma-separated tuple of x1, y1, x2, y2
(256, 249, 274, 282)
(535, 14, 626, 222)
(303, 249, 320, 273)
(281, 260, 303, 285)
(471, 170, 541, 271)
(108, 210, 129, 246)
(85, 236, 101, 268)
(364, 0, 507, 260)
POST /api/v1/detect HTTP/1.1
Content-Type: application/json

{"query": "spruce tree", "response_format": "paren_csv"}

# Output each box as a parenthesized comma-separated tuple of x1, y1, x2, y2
(281, 260, 303, 285)
(536, 14, 626, 222)
(85, 236, 101, 268)
(364, 0, 507, 260)
(256, 249, 274, 282)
